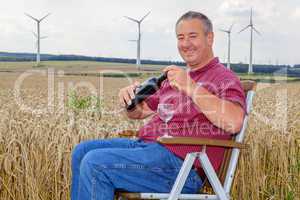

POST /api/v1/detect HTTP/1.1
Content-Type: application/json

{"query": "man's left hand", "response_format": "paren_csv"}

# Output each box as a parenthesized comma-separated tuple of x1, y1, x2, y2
(163, 65, 196, 96)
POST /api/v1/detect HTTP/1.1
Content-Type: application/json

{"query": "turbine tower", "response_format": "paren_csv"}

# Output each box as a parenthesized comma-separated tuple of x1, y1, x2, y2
(124, 11, 150, 71)
(239, 8, 261, 74)
(219, 23, 234, 69)
(25, 13, 50, 65)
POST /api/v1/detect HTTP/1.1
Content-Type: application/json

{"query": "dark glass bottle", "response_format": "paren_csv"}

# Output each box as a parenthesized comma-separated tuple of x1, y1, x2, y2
(126, 72, 167, 111)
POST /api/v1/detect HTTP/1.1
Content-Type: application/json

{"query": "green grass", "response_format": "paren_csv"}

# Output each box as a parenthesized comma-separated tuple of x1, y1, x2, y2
(67, 90, 102, 111)
(0, 61, 167, 70)
(237, 73, 300, 82)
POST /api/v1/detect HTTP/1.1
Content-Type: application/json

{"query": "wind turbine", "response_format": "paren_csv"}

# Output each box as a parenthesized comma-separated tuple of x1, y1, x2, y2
(219, 23, 234, 69)
(25, 13, 50, 65)
(32, 31, 48, 53)
(124, 11, 151, 71)
(239, 8, 261, 74)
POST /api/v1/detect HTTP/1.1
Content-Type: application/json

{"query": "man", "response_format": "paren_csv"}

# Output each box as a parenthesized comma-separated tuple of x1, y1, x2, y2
(71, 11, 246, 200)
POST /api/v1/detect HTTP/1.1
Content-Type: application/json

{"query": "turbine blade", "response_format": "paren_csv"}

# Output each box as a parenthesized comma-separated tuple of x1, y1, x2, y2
(238, 25, 250, 33)
(250, 8, 253, 24)
(128, 39, 137, 42)
(39, 13, 51, 22)
(31, 31, 38, 38)
(219, 28, 229, 33)
(253, 27, 261, 35)
(40, 36, 48, 39)
(140, 11, 151, 22)
(25, 13, 38, 21)
(124, 16, 139, 23)
(229, 22, 235, 32)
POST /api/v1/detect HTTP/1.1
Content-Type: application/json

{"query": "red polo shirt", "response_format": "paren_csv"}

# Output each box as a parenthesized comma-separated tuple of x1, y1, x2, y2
(138, 57, 246, 176)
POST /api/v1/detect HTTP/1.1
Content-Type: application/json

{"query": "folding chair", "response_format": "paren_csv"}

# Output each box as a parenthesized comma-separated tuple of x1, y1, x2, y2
(116, 80, 257, 200)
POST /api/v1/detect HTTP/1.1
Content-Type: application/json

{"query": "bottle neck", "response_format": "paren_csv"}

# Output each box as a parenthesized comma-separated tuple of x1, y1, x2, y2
(156, 72, 167, 87)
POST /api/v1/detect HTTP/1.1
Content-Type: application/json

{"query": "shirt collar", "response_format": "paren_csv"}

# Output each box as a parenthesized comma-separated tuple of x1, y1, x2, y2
(188, 57, 220, 78)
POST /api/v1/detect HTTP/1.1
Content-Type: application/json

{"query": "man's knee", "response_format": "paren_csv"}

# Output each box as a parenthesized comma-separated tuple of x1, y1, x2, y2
(79, 149, 119, 185)
(79, 149, 121, 173)
(71, 141, 89, 166)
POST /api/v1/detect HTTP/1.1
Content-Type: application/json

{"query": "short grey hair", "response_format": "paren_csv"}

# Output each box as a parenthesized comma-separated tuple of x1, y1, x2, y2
(176, 11, 213, 35)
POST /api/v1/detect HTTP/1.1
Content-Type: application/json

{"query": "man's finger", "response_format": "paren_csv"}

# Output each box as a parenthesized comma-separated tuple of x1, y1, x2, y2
(163, 65, 180, 72)
(169, 79, 179, 90)
(123, 91, 132, 105)
(118, 91, 127, 107)
(128, 87, 135, 100)
(133, 81, 140, 87)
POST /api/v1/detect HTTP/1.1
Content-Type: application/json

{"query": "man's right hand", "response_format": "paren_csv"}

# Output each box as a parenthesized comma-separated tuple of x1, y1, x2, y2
(118, 81, 141, 108)
(118, 81, 155, 119)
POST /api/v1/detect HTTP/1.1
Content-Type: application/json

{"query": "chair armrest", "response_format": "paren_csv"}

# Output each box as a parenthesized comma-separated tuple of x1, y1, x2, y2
(117, 130, 138, 137)
(157, 136, 247, 149)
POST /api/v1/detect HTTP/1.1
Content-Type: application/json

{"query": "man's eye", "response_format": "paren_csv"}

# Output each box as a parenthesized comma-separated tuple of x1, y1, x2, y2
(190, 35, 197, 38)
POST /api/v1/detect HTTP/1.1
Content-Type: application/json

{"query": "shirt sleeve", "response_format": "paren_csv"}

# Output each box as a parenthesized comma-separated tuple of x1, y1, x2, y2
(214, 75, 247, 113)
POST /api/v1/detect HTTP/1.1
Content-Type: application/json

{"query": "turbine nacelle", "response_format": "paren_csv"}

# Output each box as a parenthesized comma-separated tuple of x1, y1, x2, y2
(25, 13, 51, 23)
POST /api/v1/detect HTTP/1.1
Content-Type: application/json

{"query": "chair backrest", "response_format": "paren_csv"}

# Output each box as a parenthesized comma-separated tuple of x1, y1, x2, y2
(222, 80, 256, 193)
(201, 80, 257, 193)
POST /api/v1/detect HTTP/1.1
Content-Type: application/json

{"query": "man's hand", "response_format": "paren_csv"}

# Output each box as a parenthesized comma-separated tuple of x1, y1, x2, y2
(118, 81, 140, 108)
(118, 81, 154, 119)
(163, 65, 196, 96)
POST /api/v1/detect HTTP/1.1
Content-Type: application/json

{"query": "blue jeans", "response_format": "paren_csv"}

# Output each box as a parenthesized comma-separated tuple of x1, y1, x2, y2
(71, 138, 203, 200)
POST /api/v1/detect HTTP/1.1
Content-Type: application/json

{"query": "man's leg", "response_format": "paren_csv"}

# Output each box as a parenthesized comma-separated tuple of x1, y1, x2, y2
(71, 138, 139, 200)
(77, 141, 202, 200)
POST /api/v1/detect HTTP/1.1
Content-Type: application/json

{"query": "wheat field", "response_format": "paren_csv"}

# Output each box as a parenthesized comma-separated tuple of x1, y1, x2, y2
(0, 69, 299, 200)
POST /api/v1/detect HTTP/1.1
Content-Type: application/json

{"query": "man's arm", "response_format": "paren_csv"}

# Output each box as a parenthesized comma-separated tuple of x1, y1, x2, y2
(164, 65, 245, 134)
(188, 83, 245, 133)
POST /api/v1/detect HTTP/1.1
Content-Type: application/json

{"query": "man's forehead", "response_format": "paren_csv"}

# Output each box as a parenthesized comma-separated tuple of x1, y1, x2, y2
(176, 19, 204, 34)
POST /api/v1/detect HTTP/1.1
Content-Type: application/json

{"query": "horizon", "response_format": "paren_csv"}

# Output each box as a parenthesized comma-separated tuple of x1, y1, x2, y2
(0, 51, 297, 66)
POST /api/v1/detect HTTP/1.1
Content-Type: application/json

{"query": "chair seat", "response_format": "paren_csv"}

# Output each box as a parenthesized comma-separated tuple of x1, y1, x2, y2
(116, 192, 218, 200)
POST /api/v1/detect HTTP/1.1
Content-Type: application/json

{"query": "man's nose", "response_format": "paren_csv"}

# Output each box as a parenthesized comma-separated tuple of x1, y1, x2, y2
(180, 38, 192, 48)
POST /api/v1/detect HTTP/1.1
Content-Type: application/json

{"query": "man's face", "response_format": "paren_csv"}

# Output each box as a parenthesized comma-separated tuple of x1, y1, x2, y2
(176, 18, 213, 67)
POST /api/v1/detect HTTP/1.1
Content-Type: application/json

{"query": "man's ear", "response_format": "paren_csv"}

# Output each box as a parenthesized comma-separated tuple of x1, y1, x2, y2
(207, 32, 214, 46)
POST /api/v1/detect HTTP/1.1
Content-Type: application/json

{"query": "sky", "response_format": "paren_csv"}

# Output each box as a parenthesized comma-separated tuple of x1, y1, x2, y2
(0, 0, 299, 65)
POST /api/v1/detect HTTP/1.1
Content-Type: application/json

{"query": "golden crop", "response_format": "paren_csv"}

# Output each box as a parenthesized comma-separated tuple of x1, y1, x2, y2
(0, 72, 299, 200)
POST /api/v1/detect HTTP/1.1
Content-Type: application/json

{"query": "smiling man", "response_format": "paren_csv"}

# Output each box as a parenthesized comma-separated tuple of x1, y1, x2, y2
(71, 11, 246, 200)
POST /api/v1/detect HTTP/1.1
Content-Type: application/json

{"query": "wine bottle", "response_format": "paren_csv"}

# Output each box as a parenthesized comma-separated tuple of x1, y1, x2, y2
(126, 72, 167, 111)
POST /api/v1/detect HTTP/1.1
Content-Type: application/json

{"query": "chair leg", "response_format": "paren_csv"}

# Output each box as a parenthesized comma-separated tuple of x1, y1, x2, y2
(198, 152, 229, 200)
(167, 153, 197, 200)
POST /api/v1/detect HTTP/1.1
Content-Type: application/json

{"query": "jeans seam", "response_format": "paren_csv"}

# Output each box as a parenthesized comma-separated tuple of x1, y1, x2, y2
(94, 164, 198, 184)
(91, 170, 97, 200)
(94, 164, 183, 171)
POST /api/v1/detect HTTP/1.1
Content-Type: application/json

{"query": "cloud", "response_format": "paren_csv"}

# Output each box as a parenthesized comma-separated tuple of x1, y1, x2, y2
(218, 0, 279, 21)
(0, 0, 299, 65)
(290, 7, 300, 20)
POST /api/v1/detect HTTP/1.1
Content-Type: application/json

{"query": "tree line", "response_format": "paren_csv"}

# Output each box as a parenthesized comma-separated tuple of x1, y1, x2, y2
(1, 51, 300, 77)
